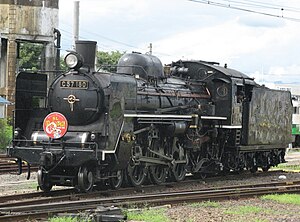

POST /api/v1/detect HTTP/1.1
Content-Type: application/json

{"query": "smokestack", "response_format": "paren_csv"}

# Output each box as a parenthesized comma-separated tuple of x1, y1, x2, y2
(75, 40, 97, 71)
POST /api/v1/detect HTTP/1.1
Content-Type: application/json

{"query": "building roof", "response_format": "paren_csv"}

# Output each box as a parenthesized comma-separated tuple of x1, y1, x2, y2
(0, 96, 11, 105)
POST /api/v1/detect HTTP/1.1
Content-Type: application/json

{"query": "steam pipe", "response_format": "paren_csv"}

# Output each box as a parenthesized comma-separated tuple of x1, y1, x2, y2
(54, 28, 61, 76)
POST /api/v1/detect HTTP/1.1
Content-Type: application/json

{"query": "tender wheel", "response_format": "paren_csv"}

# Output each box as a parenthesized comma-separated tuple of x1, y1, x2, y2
(250, 166, 258, 173)
(78, 167, 94, 192)
(149, 165, 167, 185)
(171, 163, 186, 182)
(193, 172, 207, 179)
(262, 166, 270, 172)
(37, 168, 52, 192)
(109, 170, 124, 190)
(127, 164, 147, 187)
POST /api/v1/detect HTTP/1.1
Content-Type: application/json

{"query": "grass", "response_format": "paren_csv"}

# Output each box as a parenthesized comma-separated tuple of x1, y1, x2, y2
(126, 194, 300, 221)
(271, 163, 300, 171)
(224, 205, 263, 215)
(189, 200, 221, 208)
(49, 216, 82, 222)
(253, 220, 269, 222)
(261, 193, 300, 205)
(49, 194, 300, 222)
(126, 208, 170, 222)
(49, 216, 92, 222)
(231, 220, 269, 222)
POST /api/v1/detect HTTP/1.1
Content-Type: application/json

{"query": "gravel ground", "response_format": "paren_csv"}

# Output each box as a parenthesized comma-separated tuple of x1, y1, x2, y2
(166, 198, 300, 222)
(166, 150, 300, 222)
(1, 150, 300, 222)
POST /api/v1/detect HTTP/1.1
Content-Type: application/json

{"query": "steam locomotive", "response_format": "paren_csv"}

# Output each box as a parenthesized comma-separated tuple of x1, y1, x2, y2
(7, 41, 293, 192)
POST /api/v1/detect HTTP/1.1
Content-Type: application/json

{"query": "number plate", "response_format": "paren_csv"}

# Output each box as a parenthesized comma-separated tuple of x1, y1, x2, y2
(60, 80, 89, 89)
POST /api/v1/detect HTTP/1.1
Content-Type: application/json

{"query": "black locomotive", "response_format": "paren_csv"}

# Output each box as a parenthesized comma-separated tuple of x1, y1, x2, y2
(7, 41, 293, 192)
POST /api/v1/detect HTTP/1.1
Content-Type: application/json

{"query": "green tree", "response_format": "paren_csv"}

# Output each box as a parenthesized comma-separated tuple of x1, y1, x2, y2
(0, 118, 12, 150)
(19, 42, 44, 71)
(60, 55, 68, 72)
(96, 50, 125, 72)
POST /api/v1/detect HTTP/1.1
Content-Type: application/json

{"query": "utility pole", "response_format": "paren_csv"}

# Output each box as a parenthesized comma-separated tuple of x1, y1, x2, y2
(149, 43, 152, 55)
(73, 1, 80, 49)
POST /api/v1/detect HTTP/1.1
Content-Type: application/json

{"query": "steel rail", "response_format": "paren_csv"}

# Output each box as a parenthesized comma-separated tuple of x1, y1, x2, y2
(0, 188, 76, 204)
(1, 173, 299, 207)
(1, 181, 300, 221)
(0, 172, 297, 207)
(0, 155, 36, 174)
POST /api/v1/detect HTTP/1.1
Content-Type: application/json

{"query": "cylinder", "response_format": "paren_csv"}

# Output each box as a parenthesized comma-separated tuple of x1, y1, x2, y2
(167, 122, 187, 135)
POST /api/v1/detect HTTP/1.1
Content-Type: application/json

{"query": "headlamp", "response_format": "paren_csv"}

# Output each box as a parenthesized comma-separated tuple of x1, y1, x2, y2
(14, 127, 21, 138)
(90, 133, 97, 141)
(64, 52, 83, 70)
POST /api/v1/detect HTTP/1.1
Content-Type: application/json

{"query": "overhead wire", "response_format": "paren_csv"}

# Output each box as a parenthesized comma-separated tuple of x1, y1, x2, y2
(59, 20, 172, 57)
(237, 0, 300, 12)
(58, 0, 300, 60)
(222, 0, 300, 12)
(188, 0, 300, 22)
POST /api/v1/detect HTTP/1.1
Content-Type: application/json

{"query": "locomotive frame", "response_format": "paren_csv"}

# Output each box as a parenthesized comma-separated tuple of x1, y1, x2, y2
(7, 40, 293, 192)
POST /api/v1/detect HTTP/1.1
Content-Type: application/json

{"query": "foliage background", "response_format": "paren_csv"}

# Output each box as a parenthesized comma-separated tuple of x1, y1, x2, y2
(0, 119, 12, 151)
(96, 50, 124, 72)
(19, 43, 44, 71)
(19, 42, 124, 72)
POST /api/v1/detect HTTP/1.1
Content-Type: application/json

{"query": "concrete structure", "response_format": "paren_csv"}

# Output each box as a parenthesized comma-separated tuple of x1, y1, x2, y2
(271, 83, 300, 96)
(0, 0, 59, 118)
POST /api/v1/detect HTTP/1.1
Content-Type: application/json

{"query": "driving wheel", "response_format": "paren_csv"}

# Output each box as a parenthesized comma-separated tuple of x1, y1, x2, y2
(149, 165, 167, 185)
(127, 164, 147, 187)
(171, 163, 186, 182)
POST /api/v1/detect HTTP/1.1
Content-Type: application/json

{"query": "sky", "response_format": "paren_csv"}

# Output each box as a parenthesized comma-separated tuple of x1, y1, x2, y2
(58, 0, 300, 84)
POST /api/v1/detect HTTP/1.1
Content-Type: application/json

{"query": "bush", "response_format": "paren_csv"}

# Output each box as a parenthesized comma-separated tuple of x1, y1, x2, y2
(0, 118, 12, 151)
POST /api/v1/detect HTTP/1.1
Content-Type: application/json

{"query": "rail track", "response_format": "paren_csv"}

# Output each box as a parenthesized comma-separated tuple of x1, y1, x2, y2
(0, 169, 286, 204)
(0, 151, 299, 221)
(1, 180, 300, 221)
(0, 154, 38, 174)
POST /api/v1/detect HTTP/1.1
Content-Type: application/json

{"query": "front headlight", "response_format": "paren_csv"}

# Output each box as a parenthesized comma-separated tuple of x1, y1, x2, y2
(64, 52, 83, 69)
(14, 127, 21, 138)
(14, 130, 19, 138)
(90, 133, 97, 141)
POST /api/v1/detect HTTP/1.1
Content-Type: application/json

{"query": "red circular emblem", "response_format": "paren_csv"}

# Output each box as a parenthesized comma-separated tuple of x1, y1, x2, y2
(43, 112, 68, 139)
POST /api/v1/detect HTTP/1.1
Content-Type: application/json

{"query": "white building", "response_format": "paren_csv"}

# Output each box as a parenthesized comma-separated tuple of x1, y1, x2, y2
(0, 96, 11, 118)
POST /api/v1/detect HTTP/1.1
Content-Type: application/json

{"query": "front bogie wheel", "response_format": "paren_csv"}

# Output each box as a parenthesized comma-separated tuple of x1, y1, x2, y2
(78, 166, 94, 192)
(37, 168, 53, 192)
(109, 170, 124, 190)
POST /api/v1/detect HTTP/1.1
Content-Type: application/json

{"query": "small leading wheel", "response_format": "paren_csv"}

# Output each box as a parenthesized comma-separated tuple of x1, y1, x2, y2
(37, 168, 52, 192)
(78, 167, 94, 192)
(127, 164, 147, 187)
(172, 163, 186, 182)
(109, 170, 124, 190)
(149, 165, 167, 185)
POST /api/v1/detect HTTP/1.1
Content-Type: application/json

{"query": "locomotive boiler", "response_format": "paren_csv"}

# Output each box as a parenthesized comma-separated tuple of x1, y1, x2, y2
(7, 40, 293, 192)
